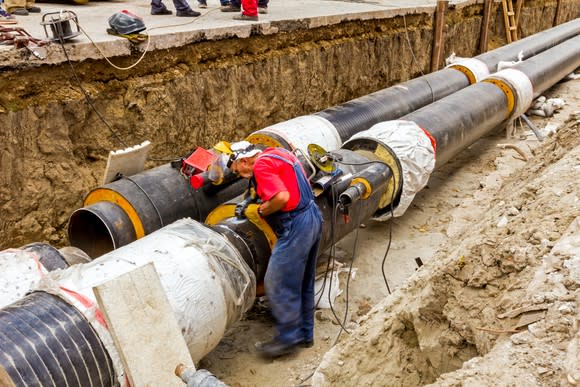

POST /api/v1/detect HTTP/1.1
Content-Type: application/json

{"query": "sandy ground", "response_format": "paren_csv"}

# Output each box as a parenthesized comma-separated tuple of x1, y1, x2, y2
(199, 76, 580, 386)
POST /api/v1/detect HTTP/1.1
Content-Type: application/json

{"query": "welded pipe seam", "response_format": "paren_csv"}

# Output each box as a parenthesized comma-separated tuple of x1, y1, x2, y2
(447, 58, 490, 83)
(483, 68, 534, 119)
(345, 120, 435, 219)
(247, 115, 342, 155)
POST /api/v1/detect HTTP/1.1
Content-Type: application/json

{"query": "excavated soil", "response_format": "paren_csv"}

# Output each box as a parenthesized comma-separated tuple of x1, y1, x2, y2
(1, 1, 578, 249)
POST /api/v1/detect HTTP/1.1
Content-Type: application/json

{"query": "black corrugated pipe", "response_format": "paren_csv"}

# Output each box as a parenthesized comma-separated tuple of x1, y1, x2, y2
(0, 291, 116, 386)
(314, 19, 580, 142)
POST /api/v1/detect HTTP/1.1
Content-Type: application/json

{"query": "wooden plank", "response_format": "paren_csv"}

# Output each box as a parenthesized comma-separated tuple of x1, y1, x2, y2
(93, 263, 194, 387)
(479, 0, 493, 53)
(501, 0, 512, 43)
(430, 0, 448, 72)
(514, 0, 524, 25)
(553, 0, 562, 26)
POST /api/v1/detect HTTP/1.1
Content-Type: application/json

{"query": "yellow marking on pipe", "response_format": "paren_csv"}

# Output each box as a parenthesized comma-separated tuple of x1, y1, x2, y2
(351, 177, 372, 199)
(84, 189, 145, 239)
(205, 204, 278, 250)
(246, 133, 284, 148)
(482, 78, 515, 118)
(450, 64, 477, 84)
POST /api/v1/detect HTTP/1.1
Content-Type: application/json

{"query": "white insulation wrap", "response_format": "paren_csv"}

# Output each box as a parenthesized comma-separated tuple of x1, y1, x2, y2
(448, 57, 490, 83)
(486, 68, 534, 119)
(350, 120, 435, 220)
(37, 218, 256, 385)
(0, 249, 47, 308)
(255, 115, 341, 153)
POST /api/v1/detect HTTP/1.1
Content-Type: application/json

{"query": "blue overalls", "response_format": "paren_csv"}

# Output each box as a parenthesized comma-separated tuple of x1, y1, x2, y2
(259, 151, 323, 345)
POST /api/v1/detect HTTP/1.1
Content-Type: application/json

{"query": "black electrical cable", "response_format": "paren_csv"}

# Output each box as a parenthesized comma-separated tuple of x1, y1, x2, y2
(334, 158, 396, 293)
(58, 39, 128, 148)
(121, 175, 165, 228)
(59, 39, 179, 163)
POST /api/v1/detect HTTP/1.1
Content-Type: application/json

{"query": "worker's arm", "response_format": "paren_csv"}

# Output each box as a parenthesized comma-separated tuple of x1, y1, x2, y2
(258, 191, 290, 216)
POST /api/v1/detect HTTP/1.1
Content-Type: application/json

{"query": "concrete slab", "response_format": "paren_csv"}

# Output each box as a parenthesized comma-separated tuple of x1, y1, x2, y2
(0, 0, 481, 68)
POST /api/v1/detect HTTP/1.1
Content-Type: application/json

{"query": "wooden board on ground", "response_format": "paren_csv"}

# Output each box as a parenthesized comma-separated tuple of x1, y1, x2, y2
(93, 263, 194, 387)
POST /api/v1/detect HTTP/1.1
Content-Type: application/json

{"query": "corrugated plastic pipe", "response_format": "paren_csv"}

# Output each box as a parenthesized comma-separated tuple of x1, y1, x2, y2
(67, 20, 579, 257)
(0, 291, 116, 387)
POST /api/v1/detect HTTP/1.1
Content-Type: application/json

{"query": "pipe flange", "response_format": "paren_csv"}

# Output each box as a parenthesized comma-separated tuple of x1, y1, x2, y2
(448, 58, 490, 84)
(483, 68, 534, 119)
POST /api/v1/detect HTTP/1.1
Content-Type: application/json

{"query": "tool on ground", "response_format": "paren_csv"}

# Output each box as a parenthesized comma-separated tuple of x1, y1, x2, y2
(40, 10, 81, 41)
(0, 25, 49, 59)
(107, 10, 147, 43)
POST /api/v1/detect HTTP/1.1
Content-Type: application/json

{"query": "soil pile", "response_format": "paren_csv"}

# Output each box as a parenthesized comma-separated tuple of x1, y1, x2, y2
(312, 84, 580, 386)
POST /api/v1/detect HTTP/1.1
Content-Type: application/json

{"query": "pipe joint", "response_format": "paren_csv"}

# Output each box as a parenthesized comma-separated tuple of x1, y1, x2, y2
(483, 68, 534, 119)
(448, 58, 489, 83)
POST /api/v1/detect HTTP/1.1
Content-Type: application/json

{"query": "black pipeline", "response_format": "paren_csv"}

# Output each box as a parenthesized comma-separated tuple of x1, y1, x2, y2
(1, 31, 578, 387)
(67, 20, 579, 258)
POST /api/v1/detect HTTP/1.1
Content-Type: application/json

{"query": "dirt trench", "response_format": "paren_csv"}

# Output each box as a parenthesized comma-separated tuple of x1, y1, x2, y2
(0, 1, 578, 249)
(311, 104, 580, 386)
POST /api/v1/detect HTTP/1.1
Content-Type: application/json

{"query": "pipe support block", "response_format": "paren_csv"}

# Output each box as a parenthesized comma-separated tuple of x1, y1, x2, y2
(484, 69, 534, 119)
(448, 58, 490, 83)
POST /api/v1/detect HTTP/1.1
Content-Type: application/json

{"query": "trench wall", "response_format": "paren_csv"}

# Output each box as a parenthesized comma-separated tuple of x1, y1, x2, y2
(0, 0, 578, 248)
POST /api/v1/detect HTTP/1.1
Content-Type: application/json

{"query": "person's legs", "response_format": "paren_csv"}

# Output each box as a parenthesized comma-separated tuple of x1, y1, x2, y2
(4, 0, 26, 13)
(257, 0, 267, 13)
(151, 0, 171, 14)
(221, 0, 240, 11)
(240, 0, 257, 16)
(264, 234, 307, 346)
(301, 229, 321, 344)
(172, 0, 201, 16)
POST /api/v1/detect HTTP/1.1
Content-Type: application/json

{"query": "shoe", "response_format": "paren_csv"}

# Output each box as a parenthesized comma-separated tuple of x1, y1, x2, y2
(151, 8, 172, 15)
(301, 339, 314, 348)
(176, 9, 201, 16)
(220, 4, 241, 12)
(0, 8, 16, 23)
(258, 6, 267, 14)
(198, 1, 207, 8)
(233, 13, 258, 21)
(255, 338, 301, 358)
(10, 8, 28, 16)
(26, 6, 40, 13)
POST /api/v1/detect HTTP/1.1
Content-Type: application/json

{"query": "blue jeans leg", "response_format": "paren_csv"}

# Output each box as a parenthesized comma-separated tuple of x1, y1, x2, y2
(264, 208, 322, 345)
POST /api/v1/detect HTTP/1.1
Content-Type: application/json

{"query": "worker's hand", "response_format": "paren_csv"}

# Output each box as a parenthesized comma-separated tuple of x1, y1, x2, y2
(235, 199, 251, 219)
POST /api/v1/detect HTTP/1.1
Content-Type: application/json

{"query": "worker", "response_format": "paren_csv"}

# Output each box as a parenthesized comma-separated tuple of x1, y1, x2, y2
(229, 141, 323, 358)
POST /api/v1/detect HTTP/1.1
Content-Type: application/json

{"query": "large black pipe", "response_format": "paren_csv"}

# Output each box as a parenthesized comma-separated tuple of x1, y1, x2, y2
(2, 24, 579, 387)
(405, 34, 580, 168)
(0, 292, 116, 386)
(69, 164, 248, 257)
(67, 20, 579, 257)
(210, 149, 391, 284)
(315, 19, 580, 142)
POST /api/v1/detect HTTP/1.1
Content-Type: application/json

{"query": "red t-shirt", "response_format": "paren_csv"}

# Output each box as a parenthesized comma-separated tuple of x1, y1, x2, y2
(254, 148, 302, 212)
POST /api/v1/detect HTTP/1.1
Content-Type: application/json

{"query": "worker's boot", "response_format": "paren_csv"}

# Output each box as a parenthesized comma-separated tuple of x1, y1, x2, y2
(255, 338, 301, 358)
